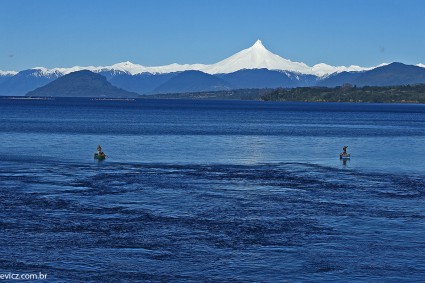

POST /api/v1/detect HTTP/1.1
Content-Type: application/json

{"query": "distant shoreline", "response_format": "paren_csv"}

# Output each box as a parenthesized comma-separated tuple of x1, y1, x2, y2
(2, 84, 425, 104)
(2, 96, 54, 100)
(260, 85, 425, 104)
(145, 85, 425, 104)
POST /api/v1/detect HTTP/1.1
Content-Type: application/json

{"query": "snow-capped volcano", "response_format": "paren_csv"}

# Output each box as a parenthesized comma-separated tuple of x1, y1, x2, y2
(105, 40, 374, 76)
(2, 41, 425, 97)
(200, 39, 373, 76)
(202, 40, 312, 75)
(1, 40, 380, 77)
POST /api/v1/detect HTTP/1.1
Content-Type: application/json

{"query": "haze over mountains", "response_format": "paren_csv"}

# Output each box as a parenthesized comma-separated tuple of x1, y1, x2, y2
(1, 40, 425, 96)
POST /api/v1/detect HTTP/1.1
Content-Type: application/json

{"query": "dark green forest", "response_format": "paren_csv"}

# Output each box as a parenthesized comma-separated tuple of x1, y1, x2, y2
(260, 84, 425, 103)
(146, 84, 425, 103)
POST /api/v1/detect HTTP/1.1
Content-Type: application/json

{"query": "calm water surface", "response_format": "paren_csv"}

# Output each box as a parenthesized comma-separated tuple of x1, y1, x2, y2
(0, 98, 424, 282)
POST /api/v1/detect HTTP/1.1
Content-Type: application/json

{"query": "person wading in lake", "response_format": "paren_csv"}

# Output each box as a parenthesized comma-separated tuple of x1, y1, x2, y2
(97, 145, 103, 155)
(342, 146, 348, 155)
(94, 145, 106, 160)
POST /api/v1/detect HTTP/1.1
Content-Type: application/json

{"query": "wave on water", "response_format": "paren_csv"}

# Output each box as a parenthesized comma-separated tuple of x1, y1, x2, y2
(0, 160, 424, 281)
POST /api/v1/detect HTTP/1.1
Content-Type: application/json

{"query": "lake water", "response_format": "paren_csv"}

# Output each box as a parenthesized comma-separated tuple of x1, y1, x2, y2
(0, 98, 424, 282)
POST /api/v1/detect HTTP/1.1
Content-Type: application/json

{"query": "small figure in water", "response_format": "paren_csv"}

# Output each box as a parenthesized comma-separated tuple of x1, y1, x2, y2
(340, 145, 350, 159)
(95, 145, 106, 160)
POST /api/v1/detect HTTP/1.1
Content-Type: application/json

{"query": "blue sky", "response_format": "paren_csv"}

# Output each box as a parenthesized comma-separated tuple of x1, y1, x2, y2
(1, 0, 425, 70)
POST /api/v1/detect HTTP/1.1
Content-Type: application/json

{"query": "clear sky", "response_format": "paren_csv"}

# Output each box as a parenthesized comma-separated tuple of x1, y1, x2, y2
(1, 0, 425, 71)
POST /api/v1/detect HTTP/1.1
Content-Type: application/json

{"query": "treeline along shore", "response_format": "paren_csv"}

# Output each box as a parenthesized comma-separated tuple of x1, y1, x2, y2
(147, 84, 425, 103)
(261, 84, 425, 103)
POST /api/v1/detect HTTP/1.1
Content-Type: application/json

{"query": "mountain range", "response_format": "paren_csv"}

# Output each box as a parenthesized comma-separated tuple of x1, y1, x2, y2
(2, 40, 425, 96)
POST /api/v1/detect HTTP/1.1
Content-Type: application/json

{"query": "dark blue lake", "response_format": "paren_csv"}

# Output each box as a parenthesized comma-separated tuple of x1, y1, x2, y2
(0, 98, 424, 282)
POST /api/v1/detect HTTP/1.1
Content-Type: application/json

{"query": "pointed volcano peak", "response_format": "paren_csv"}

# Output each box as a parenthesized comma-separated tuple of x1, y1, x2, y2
(252, 39, 266, 49)
(201, 39, 313, 75)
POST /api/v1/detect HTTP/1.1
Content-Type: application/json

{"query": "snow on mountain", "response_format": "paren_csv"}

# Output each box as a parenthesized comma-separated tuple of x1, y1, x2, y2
(52, 65, 100, 75)
(311, 63, 370, 77)
(200, 40, 375, 76)
(1, 40, 390, 77)
(9, 62, 208, 77)
(143, 63, 208, 74)
(30, 67, 64, 78)
(96, 61, 208, 75)
(0, 70, 18, 76)
(201, 40, 311, 75)
(106, 61, 145, 74)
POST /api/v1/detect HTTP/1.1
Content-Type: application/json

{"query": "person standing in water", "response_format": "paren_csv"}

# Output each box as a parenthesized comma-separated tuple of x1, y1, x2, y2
(95, 145, 106, 160)
(340, 145, 349, 159)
